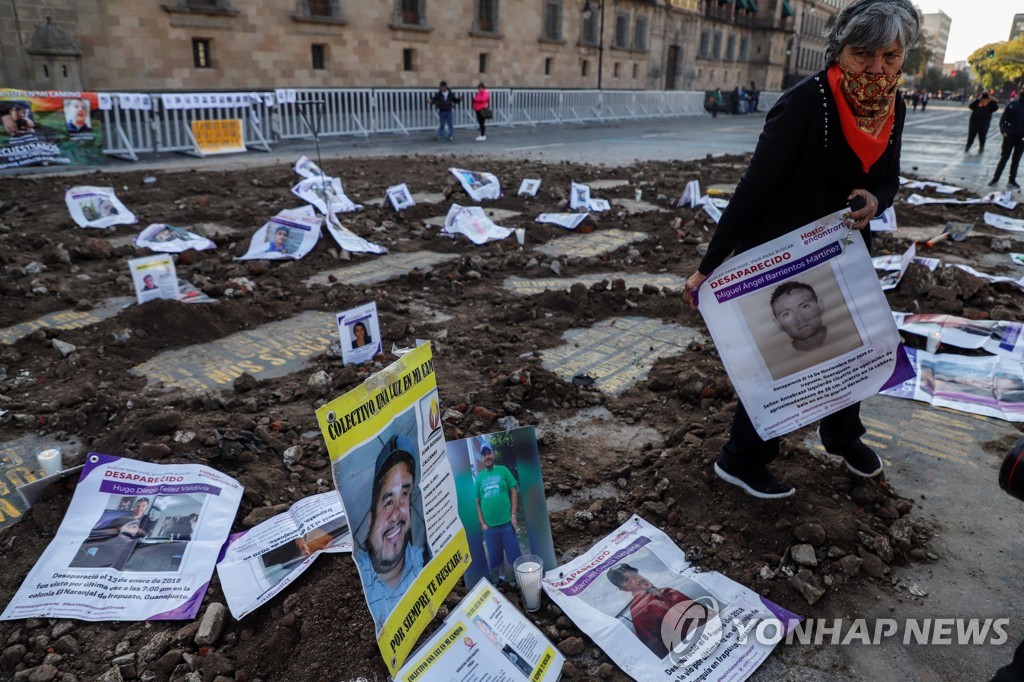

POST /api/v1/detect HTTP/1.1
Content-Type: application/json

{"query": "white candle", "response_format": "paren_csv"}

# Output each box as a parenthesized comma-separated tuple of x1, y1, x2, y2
(515, 560, 543, 612)
(37, 448, 62, 477)
(515, 228, 526, 246)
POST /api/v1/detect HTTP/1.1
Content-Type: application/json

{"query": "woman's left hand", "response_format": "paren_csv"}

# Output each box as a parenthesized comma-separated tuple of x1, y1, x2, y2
(846, 189, 879, 230)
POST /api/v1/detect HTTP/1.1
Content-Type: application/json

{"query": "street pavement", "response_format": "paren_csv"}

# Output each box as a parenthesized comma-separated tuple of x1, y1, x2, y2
(18, 98, 1024, 680)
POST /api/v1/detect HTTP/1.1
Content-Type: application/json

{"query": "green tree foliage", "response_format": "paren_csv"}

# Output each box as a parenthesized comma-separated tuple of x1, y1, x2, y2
(968, 38, 1024, 92)
(904, 32, 933, 76)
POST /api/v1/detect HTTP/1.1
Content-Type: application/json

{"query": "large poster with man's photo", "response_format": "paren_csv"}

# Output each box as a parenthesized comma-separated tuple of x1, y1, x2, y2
(316, 343, 470, 675)
(1, 454, 242, 621)
(696, 208, 911, 440)
(543, 516, 799, 681)
(0, 89, 105, 168)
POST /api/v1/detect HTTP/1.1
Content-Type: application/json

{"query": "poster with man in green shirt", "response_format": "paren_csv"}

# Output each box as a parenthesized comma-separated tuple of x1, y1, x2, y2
(445, 427, 556, 587)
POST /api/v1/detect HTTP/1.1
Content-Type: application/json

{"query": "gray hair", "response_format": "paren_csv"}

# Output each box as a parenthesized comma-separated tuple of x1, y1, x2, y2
(823, 0, 919, 67)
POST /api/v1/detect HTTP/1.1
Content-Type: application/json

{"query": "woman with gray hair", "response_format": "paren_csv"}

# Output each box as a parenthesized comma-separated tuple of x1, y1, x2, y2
(682, 0, 918, 499)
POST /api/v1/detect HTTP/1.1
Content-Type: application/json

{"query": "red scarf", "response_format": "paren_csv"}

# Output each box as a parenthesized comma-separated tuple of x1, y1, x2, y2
(827, 63, 899, 173)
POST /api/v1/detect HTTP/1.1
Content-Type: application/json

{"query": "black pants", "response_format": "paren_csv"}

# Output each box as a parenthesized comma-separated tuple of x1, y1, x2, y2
(993, 134, 1024, 182)
(719, 401, 865, 468)
(966, 121, 991, 151)
(475, 110, 486, 137)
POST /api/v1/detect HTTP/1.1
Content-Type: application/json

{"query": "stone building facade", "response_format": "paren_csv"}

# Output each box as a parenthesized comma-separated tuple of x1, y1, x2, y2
(0, 0, 823, 94)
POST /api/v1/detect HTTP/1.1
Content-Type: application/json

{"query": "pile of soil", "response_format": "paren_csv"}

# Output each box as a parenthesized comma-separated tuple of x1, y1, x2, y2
(0, 154, 1021, 682)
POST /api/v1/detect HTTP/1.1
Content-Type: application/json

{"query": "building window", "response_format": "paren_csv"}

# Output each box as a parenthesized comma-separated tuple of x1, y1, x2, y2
(403, 47, 415, 71)
(581, 60, 589, 77)
(632, 63, 639, 78)
(192, 38, 212, 68)
(476, 0, 498, 33)
(712, 32, 722, 59)
(544, 57, 553, 75)
(699, 30, 710, 59)
(307, 0, 332, 16)
(62, 64, 68, 77)
(582, 10, 599, 45)
(398, 0, 424, 26)
(42, 64, 49, 78)
(479, 53, 488, 73)
(634, 16, 648, 51)
(542, 0, 562, 40)
(613, 62, 620, 78)
(726, 35, 735, 61)
(739, 36, 749, 61)
(312, 44, 326, 69)
(614, 13, 629, 48)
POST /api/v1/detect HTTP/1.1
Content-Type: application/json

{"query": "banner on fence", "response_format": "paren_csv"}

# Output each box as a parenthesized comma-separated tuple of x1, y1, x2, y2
(1, 89, 105, 168)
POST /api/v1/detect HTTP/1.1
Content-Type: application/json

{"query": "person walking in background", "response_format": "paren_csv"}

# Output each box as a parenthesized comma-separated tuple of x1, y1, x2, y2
(911, 91, 920, 112)
(749, 82, 760, 114)
(989, 94, 1024, 190)
(428, 81, 461, 142)
(920, 90, 929, 111)
(472, 82, 490, 142)
(966, 92, 999, 153)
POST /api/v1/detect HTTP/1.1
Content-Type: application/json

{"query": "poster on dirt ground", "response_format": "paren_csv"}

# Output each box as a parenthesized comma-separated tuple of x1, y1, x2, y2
(695, 208, 910, 440)
(444, 427, 556, 589)
(543, 516, 800, 682)
(216, 491, 352, 619)
(449, 167, 501, 201)
(128, 254, 179, 305)
(237, 206, 321, 260)
(65, 186, 137, 229)
(0, 454, 243, 622)
(1, 89, 105, 169)
(315, 343, 471, 675)
(291, 176, 362, 215)
(337, 301, 383, 365)
(395, 578, 564, 681)
(135, 224, 217, 253)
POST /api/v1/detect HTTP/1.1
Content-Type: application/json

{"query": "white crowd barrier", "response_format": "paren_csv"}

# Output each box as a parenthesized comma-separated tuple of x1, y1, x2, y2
(98, 87, 724, 161)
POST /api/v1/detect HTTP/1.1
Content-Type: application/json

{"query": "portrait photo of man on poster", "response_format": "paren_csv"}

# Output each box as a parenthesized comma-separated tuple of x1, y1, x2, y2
(738, 264, 864, 380)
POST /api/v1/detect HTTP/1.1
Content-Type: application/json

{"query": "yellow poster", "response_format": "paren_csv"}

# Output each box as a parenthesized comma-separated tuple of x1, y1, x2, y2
(190, 118, 246, 155)
(316, 343, 470, 675)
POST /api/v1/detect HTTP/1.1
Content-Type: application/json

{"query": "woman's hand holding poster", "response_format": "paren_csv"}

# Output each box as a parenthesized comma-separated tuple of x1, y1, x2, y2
(695, 208, 911, 440)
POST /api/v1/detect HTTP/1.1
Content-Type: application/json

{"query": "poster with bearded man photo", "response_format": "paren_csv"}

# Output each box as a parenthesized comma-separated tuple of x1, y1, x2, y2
(316, 343, 470, 676)
(695, 208, 911, 440)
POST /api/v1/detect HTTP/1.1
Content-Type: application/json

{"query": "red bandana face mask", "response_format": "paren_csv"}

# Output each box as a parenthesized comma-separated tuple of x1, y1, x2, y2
(834, 65, 900, 136)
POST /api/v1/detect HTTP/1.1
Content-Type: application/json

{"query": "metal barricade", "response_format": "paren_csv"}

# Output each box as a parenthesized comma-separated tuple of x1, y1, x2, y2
(153, 92, 273, 154)
(508, 90, 562, 126)
(101, 94, 158, 160)
(275, 88, 375, 139)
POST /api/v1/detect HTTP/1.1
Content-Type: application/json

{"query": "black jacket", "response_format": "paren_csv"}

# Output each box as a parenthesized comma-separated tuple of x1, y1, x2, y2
(430, 90, 462, 112)
(699, 70, 904, 275)
(968, 97, 999, 124)
(999, 99, 1024, 138)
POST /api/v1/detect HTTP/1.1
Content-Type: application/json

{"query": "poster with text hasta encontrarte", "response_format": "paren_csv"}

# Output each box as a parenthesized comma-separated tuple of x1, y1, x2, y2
(696, 208, 911, 440)
(1, 89, 105, 169)
(316, 343, 470, 676)
(0, 454, 243, 622)
(65, 186, 137, 229)
(544, 516, 800, 682)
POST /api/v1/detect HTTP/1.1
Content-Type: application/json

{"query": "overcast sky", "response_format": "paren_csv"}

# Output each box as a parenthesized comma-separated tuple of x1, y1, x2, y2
(912, 1, 1021, 63)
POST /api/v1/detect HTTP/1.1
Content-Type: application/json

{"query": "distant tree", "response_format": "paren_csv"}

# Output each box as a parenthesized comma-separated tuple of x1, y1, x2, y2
(904, 32, 933, 77)
(968, 38, 1024, 94)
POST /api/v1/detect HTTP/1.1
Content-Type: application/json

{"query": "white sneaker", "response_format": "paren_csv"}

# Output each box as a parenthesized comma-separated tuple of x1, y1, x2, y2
(475, 135, 486, 141)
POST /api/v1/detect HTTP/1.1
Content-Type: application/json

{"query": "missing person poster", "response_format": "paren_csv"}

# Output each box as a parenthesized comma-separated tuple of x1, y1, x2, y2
(191, 119, 246, 156)
(293, 155, 324, 179)
(441, 205, 512, 245)
(449, 167, 501, 201)
(395, 578, 564, 682)
(237, 207, 321, 260)
(696, 208, 910, 440)
(444, 427, 556, 589)
(1, 89, 104, 169)
(135, 224, 217, 253)
(65, 186, 137, 229)
(316, 344, 470, 675)
(324, 212, 388, 255)
(128, 254, 179, 305)
(1, 454, 243, 621)
(291, 176, 362, 215)
(387, 183, 416, 211)
(216, 491, 352, 619)
(338, 301, 383, 365)
(543, 516, 799, 682)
